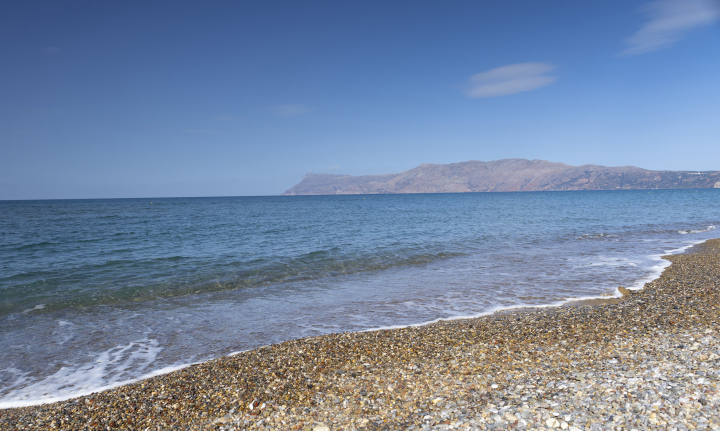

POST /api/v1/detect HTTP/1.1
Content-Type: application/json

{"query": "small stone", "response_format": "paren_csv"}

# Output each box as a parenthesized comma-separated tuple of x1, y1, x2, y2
(546, 417, 561, 428)
(5, 238, 720, 431)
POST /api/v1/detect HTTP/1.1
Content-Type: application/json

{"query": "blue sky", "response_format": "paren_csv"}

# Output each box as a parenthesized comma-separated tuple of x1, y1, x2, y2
(2, 0, 719, 199)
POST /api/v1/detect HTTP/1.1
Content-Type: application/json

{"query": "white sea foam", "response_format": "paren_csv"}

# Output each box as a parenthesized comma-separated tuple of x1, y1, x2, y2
(0, 336, 188, 409)
(622, 239, 709, 292)
(2, 190, 719, 411)
(54, 320, 76, 345)
(586, 256, 638, 268)
(664, 239, 706, 255)
(577, 233, 616, 240)
(21, 304, 45, 314)
(0, 235, 716, 408)
(361, 237, 712, 334)
(679, 225, 716, 235)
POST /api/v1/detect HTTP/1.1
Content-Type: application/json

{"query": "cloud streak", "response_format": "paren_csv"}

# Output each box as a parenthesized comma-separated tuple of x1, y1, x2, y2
(621, 0, 720, 56)
(464, 63, 558, 98)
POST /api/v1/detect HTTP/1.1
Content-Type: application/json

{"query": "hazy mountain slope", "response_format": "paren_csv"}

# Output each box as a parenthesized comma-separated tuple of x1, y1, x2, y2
(282, 159, 720, 195)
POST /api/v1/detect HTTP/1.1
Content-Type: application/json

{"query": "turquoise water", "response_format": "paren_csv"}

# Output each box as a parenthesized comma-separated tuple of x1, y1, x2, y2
(1, 190, 719, 406)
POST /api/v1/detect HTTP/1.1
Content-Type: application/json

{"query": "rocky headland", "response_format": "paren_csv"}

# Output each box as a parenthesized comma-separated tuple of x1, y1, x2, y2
(283, 159, 720, 195)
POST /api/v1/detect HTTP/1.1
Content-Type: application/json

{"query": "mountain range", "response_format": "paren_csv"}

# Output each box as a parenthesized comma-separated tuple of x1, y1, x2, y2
(282, 159, 720, 195)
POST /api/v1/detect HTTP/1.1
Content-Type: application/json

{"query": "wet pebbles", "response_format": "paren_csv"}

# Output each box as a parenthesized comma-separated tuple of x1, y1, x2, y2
(2, 239, 720, 430)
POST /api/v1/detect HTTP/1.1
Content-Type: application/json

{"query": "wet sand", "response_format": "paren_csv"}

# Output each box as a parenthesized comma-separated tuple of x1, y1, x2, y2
(2, 239, 719, 430)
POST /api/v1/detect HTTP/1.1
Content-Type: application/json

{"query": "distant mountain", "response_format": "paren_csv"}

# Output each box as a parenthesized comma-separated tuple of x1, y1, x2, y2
(282, 159, 720, 195)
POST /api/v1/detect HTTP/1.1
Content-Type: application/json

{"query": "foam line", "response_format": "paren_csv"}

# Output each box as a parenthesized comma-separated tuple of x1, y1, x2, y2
(2, 236, 715, 408)
(360, 238, 710, 334)
(0, 337, 190, 409)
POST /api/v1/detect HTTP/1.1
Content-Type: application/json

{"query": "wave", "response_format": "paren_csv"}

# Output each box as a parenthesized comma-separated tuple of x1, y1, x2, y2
(20, 304, 46, 314)
(678, 225, 716, 235)
(576, 233, 616, 240)
(0, 247, 466, 317)
(12, 241, 58, 251)
(576, 223, 718, 241)
(0, 336, 176, 408)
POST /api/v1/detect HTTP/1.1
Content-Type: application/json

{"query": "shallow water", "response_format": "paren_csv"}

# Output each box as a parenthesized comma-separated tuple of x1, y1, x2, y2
(1, 190, 719, 407)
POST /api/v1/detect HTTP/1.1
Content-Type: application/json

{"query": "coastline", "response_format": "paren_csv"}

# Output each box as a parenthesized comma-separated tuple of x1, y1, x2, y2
(2, 240, 720, 430)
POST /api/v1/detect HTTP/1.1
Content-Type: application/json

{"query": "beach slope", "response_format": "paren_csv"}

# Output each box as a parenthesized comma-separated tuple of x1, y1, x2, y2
(2, 240, 720, 430)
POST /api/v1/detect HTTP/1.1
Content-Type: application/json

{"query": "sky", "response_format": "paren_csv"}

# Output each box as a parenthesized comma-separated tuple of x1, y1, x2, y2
(1, 0, 719, 199)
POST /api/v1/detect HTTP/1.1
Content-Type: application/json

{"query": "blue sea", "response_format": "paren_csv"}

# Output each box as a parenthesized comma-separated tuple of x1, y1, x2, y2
(1, 190, 719, 407)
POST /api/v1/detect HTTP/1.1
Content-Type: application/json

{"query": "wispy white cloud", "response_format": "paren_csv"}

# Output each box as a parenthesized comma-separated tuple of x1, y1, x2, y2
(326, 165, 339, 171)
(621, 0, 720, 56)
(464, 63, 558, 98)
(269, 104, 313, 117)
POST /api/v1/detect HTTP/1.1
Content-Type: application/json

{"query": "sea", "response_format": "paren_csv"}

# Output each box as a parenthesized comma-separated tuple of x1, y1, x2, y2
(1, 190, 719, 408)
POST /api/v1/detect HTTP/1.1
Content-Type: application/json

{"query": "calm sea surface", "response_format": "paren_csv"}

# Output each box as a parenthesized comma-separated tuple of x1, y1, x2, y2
(1, 190, 719, 407)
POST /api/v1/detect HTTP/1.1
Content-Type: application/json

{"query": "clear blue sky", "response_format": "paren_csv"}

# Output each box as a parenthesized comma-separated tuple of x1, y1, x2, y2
(2, 0, 719, 199)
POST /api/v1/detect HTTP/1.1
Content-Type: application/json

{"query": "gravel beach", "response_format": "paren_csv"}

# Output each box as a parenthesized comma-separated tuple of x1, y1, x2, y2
(2, 239, 720, 431)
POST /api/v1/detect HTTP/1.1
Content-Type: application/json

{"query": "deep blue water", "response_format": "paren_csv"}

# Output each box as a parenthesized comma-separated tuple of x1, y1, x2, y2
(1, 190, 719, 407)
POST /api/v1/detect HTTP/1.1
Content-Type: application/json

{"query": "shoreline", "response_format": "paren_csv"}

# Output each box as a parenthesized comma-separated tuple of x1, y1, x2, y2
(2, 239, 720, 430)
(0, 239, 690, 410)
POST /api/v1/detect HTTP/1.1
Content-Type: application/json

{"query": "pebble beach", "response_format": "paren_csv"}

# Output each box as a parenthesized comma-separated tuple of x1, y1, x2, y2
(2, 239, 720, 431)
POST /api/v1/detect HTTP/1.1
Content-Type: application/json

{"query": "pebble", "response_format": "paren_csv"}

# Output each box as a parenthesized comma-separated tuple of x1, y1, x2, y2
(2, 239, 720, 430)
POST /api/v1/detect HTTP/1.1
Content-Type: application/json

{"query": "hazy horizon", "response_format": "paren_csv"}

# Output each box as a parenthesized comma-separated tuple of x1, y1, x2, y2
(2, 0, 719, 200)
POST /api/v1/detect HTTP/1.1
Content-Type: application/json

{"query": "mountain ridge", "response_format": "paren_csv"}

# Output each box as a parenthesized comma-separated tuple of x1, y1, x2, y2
(282, 159, 720, 195)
